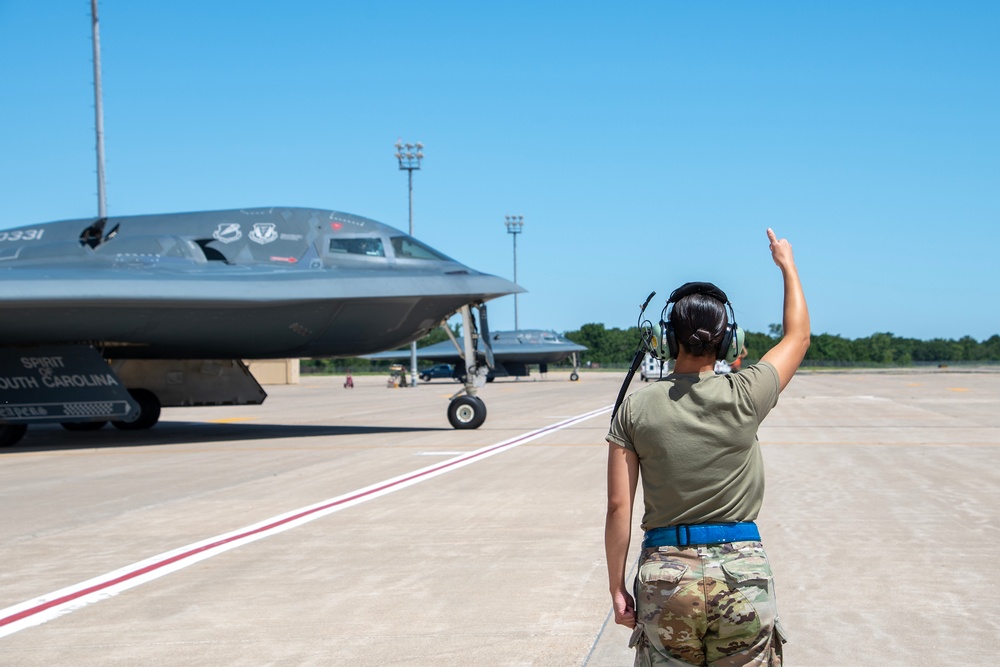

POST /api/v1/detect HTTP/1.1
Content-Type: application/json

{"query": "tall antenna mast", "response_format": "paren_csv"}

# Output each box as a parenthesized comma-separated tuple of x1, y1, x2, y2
(91, 0, 107, 219)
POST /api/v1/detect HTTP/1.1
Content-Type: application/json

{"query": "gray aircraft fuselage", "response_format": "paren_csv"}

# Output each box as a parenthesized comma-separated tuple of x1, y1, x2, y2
(0, 207, 522, 359)
(367, 330, 587, 365)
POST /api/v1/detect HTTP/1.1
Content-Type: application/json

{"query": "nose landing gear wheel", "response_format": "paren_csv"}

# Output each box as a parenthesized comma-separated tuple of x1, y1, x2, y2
(447, 395, 487, 429)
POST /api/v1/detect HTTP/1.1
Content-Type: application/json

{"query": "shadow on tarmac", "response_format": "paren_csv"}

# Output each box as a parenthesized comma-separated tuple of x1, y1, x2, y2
(2, 421, 447, 453)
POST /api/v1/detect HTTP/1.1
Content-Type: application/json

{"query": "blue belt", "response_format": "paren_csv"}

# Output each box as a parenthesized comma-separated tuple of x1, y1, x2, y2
(643, 522, 760, 549)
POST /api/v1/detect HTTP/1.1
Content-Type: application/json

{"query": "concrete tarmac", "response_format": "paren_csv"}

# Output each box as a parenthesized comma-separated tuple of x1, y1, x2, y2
(1, 367, 998, 666)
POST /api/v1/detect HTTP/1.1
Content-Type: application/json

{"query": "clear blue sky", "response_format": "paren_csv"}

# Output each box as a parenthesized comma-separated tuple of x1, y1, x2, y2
(2, 2, 997, 341)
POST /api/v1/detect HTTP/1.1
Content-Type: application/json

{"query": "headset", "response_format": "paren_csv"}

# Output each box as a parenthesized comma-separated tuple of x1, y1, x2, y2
(650, 282, 745, 364)
(610, 284, 746, 423)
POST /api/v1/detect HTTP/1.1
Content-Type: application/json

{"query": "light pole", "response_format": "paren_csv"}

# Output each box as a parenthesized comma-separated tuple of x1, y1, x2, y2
(91, 0, 107, 219)
(504, 215, 524, 331)
(395, 140, 424, 386)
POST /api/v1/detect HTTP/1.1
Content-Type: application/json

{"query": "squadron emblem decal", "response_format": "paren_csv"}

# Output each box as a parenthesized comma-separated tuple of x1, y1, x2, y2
(212, 223, 242, 244)
(249, 223, 279, 245)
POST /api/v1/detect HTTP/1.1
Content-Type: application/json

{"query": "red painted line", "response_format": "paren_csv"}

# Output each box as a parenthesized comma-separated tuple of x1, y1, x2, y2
(1, 406, 610, 631)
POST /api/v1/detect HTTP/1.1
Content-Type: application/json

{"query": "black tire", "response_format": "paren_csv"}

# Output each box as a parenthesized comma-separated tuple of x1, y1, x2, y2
(0, 424, 28, 448)
(447, 395, 487, 430)
(570, 372, 580, 381)
(61, 421, 108, 431)
(112, 389, 161, 430)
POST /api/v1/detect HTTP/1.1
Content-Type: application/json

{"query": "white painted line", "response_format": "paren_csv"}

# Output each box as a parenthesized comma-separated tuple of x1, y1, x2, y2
(0, 405, 612, 637)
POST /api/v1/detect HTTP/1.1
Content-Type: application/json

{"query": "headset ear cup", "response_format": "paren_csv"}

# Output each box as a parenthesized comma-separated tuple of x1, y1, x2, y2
(649, 322, 664, 360)
(664, 320, 678, 360)
(717, 325, 734, 361)
(725, 326, 746, 364)
(649, 322, 670, 360)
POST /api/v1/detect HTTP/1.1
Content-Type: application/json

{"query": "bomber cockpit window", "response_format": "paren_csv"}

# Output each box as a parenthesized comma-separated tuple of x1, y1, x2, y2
(391, 235, 450, 261)
(328, 237, 385, 257)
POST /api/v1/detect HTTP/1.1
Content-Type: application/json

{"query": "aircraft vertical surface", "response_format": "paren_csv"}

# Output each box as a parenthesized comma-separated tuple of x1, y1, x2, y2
(0, 207, 522, 445)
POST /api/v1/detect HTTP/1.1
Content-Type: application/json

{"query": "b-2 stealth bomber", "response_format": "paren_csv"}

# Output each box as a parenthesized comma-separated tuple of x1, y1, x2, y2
(367, 329, 587, 381)
(0, 206, 520, 446)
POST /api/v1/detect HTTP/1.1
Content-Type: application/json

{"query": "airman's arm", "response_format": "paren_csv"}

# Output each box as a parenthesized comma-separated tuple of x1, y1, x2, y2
(605, 442, 639, 628)
(760, 228, 810, 392)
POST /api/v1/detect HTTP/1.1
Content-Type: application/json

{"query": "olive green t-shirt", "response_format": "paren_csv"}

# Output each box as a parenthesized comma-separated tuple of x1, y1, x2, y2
(606, 362, 780, 531)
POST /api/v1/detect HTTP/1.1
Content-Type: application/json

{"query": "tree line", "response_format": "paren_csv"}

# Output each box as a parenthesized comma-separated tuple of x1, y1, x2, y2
(302, 323, 1000, 374)
(562, 323, 1000, 368)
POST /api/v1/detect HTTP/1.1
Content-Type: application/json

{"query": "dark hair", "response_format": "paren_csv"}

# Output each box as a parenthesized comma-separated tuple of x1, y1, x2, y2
(670, 293, 728, 357)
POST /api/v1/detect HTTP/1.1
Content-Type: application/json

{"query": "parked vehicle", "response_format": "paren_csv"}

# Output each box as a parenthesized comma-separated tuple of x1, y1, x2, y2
(419, 363, 456, 382)
(640, 353, 669, 382)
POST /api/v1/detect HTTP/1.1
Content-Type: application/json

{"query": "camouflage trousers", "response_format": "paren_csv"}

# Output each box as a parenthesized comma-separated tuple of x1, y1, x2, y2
(630, 541, 786, 667)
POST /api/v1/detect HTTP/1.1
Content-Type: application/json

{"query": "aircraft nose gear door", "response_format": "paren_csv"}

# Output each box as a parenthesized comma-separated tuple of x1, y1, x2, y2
(447, 303, 493, 429)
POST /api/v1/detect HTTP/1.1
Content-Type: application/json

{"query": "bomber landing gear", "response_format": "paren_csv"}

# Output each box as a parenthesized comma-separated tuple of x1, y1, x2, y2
(447, 395, 487, 430)
(569, 352, 581, 381)
(441, 303, 496, 430)
(112, 389, 161, 430)
(0, 424, 28, 448)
